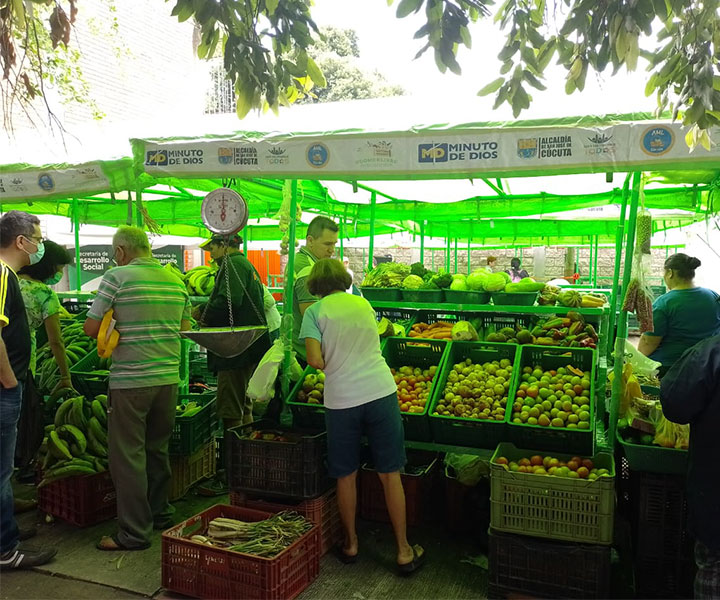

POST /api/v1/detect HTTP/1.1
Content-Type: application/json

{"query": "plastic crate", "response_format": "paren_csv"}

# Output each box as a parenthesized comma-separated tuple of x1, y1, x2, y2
(616, 430, 688, 475)
(444, 468, 491, 536)
(227, 420, 330, 500)
(381, 337, 449, 442)
(61, 299, 93, 314)
(37, 470, 116, 527)
(161, 504, 320, 600)
(360, 287, 402, 302)
(375, 307, 416, 337)
(169, 439, 217, 501)
(476, 314, 534, 342)
(490, 442, 615, 545)
(170, 393, 218, 455)
(443, 289, 491, 304)
(286, 366, 325, 431)
(488, 529, 611, 600)
(360, 453, 438, 527)
(230, 487, 341, 556)
(491, 292, 538, 306)
(507, 345, 596, 456)
(428, 341, 520, 449)
(69, 351, 110, 398)
(401, 288, 445, 303)
(634, 554, 695, 599)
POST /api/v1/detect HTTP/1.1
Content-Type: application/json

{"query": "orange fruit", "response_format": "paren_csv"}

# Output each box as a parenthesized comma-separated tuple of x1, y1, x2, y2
(496, 457, 509, 465)
(530, 455, 543, 466)
(577, 467, 589, 479)
(582, 459, 594, 470)
(518, 458, 531, 467)
(567, 460, 579, 471)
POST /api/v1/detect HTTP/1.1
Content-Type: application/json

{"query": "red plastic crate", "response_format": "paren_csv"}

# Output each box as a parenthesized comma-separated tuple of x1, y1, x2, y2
(162, 504, 320, 600)
(359, 454, 438, 527)
(38, 470, 116, 527)
(230, 488, 342, 556)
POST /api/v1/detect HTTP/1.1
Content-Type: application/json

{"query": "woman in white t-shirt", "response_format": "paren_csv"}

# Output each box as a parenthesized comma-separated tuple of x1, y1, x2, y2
(299, 259, 425, 575)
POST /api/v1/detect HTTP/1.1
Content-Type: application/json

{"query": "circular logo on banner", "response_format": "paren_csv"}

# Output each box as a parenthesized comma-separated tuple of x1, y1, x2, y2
(641, 126, 675, 156)
(306, 143, 330, 168)
(37, 173, 55, 191)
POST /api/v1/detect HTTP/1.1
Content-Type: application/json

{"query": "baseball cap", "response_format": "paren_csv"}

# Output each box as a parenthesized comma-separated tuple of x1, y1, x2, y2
(200, 234, 242, 249)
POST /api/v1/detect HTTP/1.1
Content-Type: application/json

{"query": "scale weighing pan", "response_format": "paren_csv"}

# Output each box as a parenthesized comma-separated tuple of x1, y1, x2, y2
(182, 326, 267, 358)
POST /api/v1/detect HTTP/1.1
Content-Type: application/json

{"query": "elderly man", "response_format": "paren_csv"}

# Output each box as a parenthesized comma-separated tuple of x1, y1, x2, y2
(289, 216, 339, 364)
(0, 211, 57, 569)
(84, 226, 191, 551)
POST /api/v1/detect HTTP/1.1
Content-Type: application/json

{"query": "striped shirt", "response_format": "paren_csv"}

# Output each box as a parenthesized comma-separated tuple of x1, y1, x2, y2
(87, 257, 190, 390)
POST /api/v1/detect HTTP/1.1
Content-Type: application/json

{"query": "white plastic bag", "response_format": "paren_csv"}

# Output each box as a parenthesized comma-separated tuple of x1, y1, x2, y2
(247, 339, 303, 403)
(623, 339, 661, 378)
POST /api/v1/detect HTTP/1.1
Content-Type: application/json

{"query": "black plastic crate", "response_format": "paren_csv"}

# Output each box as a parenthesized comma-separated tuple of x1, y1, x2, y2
(488, 529, 611, 600)
(381, 337, 449, 442)
(170, 393, 218, 456)
(227, 420, 330, 500)
(634, 554, 695, 599)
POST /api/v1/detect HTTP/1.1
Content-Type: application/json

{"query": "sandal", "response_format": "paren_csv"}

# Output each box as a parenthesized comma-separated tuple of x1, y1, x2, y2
(334, 543, 358, 565)
(397, 544, 425, 576)
(96, 534, 151, 552)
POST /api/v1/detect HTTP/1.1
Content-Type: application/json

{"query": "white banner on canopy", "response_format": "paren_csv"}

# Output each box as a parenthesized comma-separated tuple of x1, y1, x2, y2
(0, 163, 110, 201)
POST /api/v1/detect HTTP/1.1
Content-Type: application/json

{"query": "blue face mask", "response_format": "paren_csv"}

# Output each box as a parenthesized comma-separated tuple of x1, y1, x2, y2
(22, 237, 45, 265)
(44, 272, 62, 286)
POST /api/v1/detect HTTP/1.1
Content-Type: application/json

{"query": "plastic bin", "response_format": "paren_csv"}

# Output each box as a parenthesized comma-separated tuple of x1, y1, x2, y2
(488, 529, 611, 599)
(360, 453, 438, 526)
(507, 345, 596, 456)
(161, 505, 320, 600)
(37, 470, 116, 527)
(490, 442, 615, 545)
(360, 287, 403, 302)
(443, 289, 491, 304)
(401, 288, 445, 303)
(491, 292, 538, 306)
(230, 487, 341, 556)
(169, 439, 217, 501)
(227, 420, 330, 500)
(381, 337, 449, 442)
(476, 314, 534, 342)
(69, 351, 110, 398)
(170, 392, 218, 455)
(428, 341, 520, 448)
(616, 430, 688, 475)
(286, 366, 325, 431)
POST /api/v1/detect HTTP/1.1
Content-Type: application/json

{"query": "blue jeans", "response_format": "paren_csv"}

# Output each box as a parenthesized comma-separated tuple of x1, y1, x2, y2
(0, 382, 22, 554)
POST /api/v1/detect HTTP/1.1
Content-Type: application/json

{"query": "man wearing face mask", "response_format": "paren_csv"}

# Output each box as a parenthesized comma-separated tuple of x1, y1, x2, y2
(0, 210, 58, 569)
(289, 216, 339, 365)
(83, 226, 191, 551)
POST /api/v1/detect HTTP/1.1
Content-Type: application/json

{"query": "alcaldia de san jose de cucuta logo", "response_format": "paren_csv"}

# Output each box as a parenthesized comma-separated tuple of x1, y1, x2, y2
(641, 126, 675, 156)
(217, 146, 258, 166)
(37, 173, 54, 191)
(146, 148, 204, 166)
(418, 141, 498, 163)
(517, 135, 572, 159)
(307, 142, 329, 168)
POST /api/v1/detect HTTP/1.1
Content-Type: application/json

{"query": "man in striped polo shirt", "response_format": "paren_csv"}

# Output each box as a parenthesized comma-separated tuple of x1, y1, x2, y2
(84, 226, 191, 551)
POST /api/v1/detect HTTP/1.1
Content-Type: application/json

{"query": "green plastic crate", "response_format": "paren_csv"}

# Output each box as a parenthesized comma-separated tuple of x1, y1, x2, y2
(287, 366, 326, 431)
(382, 337, 449, 442)
(442, 289, 491, 304)
(375, 307, 417, 338)
(490, 442, 615, 545)
(477, 314, 535, 342)
(360, 287, 402, 302)
(171, 393, 218, 456)
(428, 341, 520, 449)
(70, 351, 111, 398)
(491, 292, 538, 306)
(401, 289, 445, 303)
(506, 345, 596, 456)
(616, 430, 688, 475)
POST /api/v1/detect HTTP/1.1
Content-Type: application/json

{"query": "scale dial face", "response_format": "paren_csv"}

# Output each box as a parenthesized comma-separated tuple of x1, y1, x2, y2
(201, 188, 249, 235)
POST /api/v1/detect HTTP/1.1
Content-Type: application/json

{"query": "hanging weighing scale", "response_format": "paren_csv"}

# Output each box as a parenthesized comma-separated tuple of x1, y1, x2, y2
(181, 187, 268, 358)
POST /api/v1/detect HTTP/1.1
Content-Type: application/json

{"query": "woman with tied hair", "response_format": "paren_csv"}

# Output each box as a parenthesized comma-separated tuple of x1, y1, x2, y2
(299, 258, 425, 575)
(506, 257, 529, 283)
(639, 253, 720, 375)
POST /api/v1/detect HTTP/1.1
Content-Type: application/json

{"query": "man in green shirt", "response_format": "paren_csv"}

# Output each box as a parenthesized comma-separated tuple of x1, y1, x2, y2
(84, 226, 191, 551)
(290, 216, 339, 363)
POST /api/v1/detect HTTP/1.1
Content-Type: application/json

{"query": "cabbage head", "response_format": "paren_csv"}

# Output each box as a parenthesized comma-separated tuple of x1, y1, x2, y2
(402, 274, 424, 289)
(485, 273, 507, 292)
(452, 273, 467, 281)
(467, 270, 488, 291)
(499, 271, 511, 284)
(450, 278, 468, 291)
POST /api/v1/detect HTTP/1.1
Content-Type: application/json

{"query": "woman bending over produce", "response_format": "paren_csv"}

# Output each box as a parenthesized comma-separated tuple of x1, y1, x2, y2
(639, 253, 720, 376)
(300, 259, 425, 575)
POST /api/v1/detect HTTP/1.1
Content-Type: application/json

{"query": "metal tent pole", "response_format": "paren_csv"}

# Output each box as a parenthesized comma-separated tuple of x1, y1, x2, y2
(588, 239, 594, 286)
(609, 172, 642, 448)
(420, 221, 425, 265)
(368, 192, 376, 272)
(281, 180, 299, 401)
(607, 175, 632, 357)
(72, 198, 81, 292)
(467, 238, 471, 274)
(593, 235, 600, 287)
(339, 219, 344, 260)
(454, 238, 458, 273)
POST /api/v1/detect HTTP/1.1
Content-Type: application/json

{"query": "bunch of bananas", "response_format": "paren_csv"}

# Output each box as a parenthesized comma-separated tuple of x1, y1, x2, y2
(36, 317, 95, 394)
(183, 265, 216, 297)
(37, 394, 110, 487)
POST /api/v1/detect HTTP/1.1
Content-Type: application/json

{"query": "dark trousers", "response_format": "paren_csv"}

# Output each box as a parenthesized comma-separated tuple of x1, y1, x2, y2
(0, 382, 22, 554)
(108, 384, 177, 548)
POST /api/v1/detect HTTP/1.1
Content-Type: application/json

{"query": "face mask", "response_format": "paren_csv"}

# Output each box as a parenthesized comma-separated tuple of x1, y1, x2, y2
(44, 273, 62, 286)
(22, 237, 45, 265)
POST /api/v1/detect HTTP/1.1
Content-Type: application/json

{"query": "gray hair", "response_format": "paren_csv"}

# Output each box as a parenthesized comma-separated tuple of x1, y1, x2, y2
(113, 226, 150, 252)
